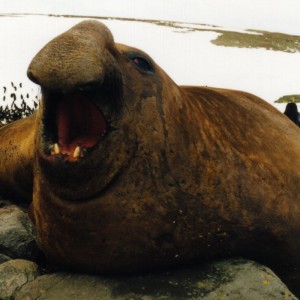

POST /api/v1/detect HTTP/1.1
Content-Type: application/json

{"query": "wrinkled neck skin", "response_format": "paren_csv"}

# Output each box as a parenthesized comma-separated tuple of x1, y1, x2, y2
(33, 66, 206, 272)
(34, 56, 184, 203)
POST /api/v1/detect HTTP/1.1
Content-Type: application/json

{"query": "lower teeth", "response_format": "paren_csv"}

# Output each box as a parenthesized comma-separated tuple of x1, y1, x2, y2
(54, 143, 60, 154)
(50, 144, 84, 159)
(73, 146, 81, 158)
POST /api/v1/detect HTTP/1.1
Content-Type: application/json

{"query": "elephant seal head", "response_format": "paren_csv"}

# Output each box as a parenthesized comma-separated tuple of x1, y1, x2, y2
(27, 20, 180, 201)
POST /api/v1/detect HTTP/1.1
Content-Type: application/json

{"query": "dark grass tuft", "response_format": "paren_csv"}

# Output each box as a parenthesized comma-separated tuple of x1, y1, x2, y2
(0, 99, 38, 125)
(0, 82, 39, 125)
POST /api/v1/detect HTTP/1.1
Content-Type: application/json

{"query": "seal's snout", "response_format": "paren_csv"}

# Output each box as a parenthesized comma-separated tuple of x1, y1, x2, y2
(27, 20, 118, 92)
(30, 21, 123, 163)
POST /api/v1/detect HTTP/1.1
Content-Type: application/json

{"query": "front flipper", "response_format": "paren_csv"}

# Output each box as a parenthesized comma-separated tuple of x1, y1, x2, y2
(0, 114, 36, 202)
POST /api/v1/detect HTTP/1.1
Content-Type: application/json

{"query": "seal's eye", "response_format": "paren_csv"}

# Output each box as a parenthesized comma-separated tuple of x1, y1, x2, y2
(126, 53, 154, 73)
(132, 57, 152, 72)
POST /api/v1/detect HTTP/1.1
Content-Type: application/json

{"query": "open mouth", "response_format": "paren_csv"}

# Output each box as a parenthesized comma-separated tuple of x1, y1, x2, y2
(43, 90, 108, 162)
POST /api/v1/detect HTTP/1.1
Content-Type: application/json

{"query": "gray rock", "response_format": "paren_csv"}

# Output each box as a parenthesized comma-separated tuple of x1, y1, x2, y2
(0, 253, 11, 263)
(0, 201, 39, 260)
(15, 258, 297, 300)
(0, 259, 40, 299)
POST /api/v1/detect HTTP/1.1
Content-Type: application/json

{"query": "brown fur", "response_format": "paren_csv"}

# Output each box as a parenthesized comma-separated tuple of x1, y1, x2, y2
(1, 21, 300, 295)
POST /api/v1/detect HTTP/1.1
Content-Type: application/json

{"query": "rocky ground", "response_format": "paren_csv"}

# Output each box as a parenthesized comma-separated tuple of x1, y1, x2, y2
(0, 198, 298, 300)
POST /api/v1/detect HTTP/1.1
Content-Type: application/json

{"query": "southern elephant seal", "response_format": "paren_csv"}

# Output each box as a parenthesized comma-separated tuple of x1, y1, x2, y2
(1, 20, 300, 295)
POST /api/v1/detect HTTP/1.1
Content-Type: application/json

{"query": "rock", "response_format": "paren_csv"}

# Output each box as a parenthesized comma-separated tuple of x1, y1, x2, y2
(0, 253, 11, 263)
(0, 200, 39, 260)
(15, 258, 297, 300)
(0, 259, 40, 299)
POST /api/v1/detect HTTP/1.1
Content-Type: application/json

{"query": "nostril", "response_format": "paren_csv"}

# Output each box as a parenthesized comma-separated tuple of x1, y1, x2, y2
(27, 69, 39, 84)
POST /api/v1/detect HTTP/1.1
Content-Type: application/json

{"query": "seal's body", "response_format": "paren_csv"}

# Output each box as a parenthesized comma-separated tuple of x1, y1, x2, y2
(1, 21, 300, 294)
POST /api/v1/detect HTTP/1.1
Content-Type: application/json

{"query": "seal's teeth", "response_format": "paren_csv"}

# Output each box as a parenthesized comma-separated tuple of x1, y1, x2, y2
(73, 146, 81, 158)
(54, 143, 60, 154)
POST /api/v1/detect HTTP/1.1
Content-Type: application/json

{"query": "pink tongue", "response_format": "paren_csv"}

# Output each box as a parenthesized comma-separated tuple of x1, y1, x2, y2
(56, 91, 106, 154)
